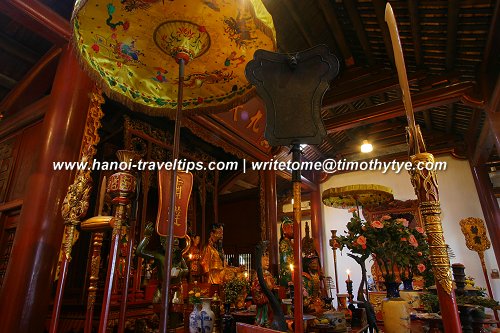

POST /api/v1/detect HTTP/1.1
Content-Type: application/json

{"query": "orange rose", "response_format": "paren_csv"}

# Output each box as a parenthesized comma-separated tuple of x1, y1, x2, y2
(415, 227, 425, 234)
(356, 235, 367, 249)
(381, 215, 391, 221)
(408, 234, 418, 247)
(371, 220, 383, 228)
(417, 263, 426, 273)
(396, 218, 409, 227)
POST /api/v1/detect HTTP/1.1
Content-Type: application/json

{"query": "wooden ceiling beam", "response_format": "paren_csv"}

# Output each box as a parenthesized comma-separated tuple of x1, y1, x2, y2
(482, 0, 500, 69)
(372, 0, 395, 65)
(408, 0, 424, 67)
(0, 0, 70, 45)
(0, 33, 40, 64)
(445, 0, 460, 71)
(318, 0, 354, 67)
(0, 46, 61, 116)
(305, 144, 325, 160)
(0, 73, 17, 90)
(276, 170, 317, 192)
(488, 75, 500, 151)
(324, 82, 474, 132)
(331, 130, 457, 157)
(445, 104, 455, 134)
(472, 120, 495, 166)
(422, 110, 433, 131)
(329, 69, 390, 95)
(342, 0, 376, 65)
(466, 108, 482, 148)
(282, 0, 315, 48)
(324, 71, 425, 109)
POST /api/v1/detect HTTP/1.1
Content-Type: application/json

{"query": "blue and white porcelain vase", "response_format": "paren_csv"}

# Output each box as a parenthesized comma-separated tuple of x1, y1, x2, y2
(200, 297, 215, 333)
(189, 303, 202, 333)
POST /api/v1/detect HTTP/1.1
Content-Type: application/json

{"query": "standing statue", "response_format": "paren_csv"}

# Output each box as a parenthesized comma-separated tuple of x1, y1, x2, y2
(201, 224, 225, 284)
(278, 216, 294, 287)
(187, 235, 202, 282)
(251, 250, 276, 327)
(136, 222, 189, 302)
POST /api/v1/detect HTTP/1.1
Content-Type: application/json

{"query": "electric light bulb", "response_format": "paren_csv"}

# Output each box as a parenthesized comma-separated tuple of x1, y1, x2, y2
(360, 140, 373, 153)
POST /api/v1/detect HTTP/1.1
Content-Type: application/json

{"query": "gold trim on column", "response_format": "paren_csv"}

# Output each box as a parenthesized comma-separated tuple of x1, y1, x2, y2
(59, 86, 105, 262)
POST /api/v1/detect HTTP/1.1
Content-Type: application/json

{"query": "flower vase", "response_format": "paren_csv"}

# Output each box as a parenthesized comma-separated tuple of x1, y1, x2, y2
(189, 303, 201, 333)
(200, 297, 215, 333)
(381, 282, 410, 333)
(402, 279, 413, 291)
(222, 303, 235, 333)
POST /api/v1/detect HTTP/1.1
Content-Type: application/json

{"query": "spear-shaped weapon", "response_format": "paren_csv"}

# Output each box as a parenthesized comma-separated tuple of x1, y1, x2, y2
(385, 3, 462, 332)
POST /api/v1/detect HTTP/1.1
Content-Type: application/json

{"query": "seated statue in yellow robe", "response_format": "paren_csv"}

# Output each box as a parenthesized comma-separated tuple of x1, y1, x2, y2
(201, 224, 225, 284)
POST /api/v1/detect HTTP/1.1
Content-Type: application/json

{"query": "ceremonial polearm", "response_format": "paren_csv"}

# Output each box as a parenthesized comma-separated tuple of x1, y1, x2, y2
(385, 4, 462, 332)
(98, 150, 137, 333)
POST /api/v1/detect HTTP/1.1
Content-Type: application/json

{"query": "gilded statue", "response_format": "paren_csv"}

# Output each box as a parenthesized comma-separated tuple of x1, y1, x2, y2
(201, 224, 225, 284)
(187, 235, 202, 282)
(278, 216, 294, 287)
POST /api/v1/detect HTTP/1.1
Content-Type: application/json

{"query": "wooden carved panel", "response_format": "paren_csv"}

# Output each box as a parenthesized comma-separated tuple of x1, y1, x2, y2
(0, 210, 20, 287)
(0, 139, 17, 203)
(8, 122, 43, 201)
(362, 199, 422, 229)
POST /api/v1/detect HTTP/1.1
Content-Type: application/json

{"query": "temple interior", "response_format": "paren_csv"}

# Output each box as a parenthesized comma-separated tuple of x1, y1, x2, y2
(0, 1, 499, 333)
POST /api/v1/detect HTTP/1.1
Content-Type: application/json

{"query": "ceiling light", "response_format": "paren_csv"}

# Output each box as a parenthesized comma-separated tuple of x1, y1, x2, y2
(360, 140, 373, 153)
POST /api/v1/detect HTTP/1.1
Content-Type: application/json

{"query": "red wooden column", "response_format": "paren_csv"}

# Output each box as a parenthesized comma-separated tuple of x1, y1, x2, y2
(0, 44, 92, 333)
(471, 165, 500, 269)
(310, 171, 324, 267)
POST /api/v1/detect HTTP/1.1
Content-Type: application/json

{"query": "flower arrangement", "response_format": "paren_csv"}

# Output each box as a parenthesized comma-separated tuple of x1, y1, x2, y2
(188, 286, 202, 304)
(223, 276, 250, 307)
(337, 208, 433, 285)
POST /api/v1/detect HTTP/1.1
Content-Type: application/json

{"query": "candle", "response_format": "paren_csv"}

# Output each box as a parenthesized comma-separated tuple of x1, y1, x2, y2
(188, 253, 193, 260)
(346, 269, 351, 281)
(244, 271, 248, 279)
(290, 263, 294, 281)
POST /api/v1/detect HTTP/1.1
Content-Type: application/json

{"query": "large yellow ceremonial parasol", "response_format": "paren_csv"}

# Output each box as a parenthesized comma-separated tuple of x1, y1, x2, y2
(72, 0, 276, 116)
(322, 184, 394, 209)
(71, 1, 276, 332)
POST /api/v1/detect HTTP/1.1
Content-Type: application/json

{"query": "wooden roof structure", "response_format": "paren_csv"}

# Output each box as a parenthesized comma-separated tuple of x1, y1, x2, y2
(0, 0, 499, 173)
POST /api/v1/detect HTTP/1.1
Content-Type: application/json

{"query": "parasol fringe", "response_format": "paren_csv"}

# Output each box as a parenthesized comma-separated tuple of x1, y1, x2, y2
(246, 1, 277, 50)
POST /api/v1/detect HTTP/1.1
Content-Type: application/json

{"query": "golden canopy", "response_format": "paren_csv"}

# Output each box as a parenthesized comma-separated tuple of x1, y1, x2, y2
(72, 0, 276, 116)
(322, 184, 394, 209)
